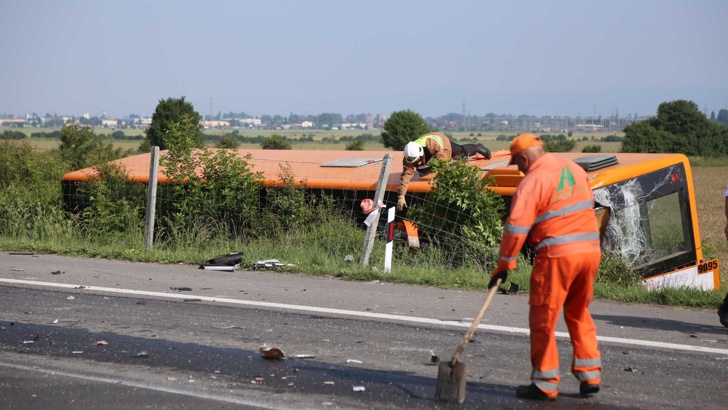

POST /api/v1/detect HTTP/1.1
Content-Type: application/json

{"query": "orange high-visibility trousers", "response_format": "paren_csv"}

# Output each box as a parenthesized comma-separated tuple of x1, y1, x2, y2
(528, 251, 602, 398)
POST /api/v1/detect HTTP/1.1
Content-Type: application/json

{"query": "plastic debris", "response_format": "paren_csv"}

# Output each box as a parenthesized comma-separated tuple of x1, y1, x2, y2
(323, 381, 335, 385)
(253, 259, 295, 270)
(360, 198, 384, 215)
(201, 265, 237, 271)
(96, 340, 108, 346)
(259, 346, 285, 360)
(353, 386, 365, 392)
(132, 351, 149, 358)
(346, 359, 362, 364)
(344, 255, 354, 263)
(72, 351, 83, 354)
(67, 296, 75, 300)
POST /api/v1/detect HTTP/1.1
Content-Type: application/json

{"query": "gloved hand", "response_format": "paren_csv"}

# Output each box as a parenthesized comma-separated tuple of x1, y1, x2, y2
(396, 196, 407, 211)
(488, 270, 508, 289)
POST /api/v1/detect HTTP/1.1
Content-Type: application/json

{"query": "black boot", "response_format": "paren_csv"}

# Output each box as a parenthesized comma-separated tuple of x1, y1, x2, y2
(476, 143, 491, 160)
(515, 383, 555, 401)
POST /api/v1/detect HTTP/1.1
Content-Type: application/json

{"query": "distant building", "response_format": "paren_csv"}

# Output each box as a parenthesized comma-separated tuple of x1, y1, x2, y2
(0, 118, 27, 126)
(102, 119, 118, 128)
(202, 120, 230, 129)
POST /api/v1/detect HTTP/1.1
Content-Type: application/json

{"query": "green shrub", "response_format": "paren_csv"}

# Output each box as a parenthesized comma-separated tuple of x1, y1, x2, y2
(407, 158, 506, 269)
(261, 134, 291, 149)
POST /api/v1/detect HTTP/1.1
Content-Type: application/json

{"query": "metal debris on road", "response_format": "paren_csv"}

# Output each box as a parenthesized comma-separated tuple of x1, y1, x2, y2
(290, 354, 316, 359)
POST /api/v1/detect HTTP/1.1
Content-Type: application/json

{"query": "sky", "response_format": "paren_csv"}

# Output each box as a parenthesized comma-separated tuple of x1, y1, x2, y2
(1, 0, 727, 119)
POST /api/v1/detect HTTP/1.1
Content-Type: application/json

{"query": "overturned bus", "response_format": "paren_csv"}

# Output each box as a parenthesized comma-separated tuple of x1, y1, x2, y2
(61, 148, 719, 291)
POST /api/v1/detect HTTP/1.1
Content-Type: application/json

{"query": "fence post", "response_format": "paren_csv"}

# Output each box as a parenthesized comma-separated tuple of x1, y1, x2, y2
(360, 154, 393, 266)
(144, 146, 160, 251)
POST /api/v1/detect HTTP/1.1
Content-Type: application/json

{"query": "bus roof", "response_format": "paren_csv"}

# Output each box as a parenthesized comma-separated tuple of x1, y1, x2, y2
(61, 149, 689, 194)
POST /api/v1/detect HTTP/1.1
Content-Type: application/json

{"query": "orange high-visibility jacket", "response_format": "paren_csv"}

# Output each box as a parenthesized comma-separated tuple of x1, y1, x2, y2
(495, 153, 600, 272)
(398, 132, 453, 197)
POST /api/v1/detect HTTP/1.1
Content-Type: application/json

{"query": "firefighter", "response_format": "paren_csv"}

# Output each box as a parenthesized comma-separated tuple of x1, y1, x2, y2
(396, 132, 491, 211)
(488, 133, 602, 401)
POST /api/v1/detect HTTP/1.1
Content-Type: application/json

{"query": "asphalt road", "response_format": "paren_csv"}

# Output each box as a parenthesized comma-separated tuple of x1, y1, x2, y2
(1, 252, 727, 409)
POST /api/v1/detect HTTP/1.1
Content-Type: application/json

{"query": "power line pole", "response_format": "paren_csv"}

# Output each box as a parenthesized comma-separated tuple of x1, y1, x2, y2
(462, 100, 467, 132)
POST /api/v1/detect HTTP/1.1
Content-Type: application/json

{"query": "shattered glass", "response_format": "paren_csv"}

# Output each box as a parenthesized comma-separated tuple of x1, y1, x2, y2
(593, 163, 695, 277)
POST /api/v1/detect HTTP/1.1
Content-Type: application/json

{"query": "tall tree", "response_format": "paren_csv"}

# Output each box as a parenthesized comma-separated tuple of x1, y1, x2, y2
(622, 100, 728, 156)
(381, 110, 430, 150)
(717, 109, 728, 127)
(146, 97, 202, 150)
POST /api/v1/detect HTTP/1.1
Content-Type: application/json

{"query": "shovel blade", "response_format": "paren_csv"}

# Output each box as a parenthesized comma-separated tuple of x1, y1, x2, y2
(435, 360, 468, 403)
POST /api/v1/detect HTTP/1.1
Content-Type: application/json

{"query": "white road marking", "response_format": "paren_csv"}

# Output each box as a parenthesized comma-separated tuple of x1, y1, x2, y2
(2, 278, 727, 356)
(0, 360, 279, 409)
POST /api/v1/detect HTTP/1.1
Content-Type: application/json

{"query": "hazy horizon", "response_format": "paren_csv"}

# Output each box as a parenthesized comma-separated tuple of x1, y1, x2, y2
(2, 0, 726, 119)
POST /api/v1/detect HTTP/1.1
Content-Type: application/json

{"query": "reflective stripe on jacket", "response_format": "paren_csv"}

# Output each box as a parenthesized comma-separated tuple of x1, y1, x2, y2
(495, 153, 600, 271)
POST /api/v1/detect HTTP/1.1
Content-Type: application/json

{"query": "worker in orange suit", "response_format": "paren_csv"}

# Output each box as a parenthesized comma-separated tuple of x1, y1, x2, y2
(488, 133, 602, 401)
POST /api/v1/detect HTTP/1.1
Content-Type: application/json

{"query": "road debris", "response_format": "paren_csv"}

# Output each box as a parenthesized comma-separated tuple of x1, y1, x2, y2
(253, 259, 295, 270)
(9, 268, 24, 272)
(67, 296, 75, 300)
(200, 265, 237, 271)
(72, 351, 83, 354)
(170, 287, 193, 292)
(132, 351, 149, 358)
(51, 270, 64, 275)
(199, 252, 244, 269)
(289, 354, 316, 359)
(353, 386, 366, 392)
(96, 340, 108, 346)
(259, 346, 285, 360)
(323, 381, 335, 385)
(623, 366, 638, 372)
(346, 359, 362, 364)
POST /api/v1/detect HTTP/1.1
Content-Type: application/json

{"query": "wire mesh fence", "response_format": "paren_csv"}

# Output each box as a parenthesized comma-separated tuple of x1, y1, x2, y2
(58, 148, 506, 272)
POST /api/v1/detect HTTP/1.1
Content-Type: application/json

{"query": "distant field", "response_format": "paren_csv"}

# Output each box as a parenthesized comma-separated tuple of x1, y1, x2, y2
(10, 126, 624, 153)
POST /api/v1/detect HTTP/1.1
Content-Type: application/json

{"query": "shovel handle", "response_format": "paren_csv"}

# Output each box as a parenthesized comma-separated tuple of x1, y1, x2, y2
(450, 278, 501, 364)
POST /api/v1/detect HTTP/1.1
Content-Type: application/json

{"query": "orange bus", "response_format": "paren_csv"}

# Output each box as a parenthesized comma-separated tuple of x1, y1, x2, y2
(62, 148, 719, 290)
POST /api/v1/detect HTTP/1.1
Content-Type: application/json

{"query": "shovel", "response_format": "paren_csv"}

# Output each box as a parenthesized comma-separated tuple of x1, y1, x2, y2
(435, 278, 503, 403)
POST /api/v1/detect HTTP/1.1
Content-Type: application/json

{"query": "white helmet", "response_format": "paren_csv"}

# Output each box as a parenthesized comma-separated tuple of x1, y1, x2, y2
(404, 141, 423, 163)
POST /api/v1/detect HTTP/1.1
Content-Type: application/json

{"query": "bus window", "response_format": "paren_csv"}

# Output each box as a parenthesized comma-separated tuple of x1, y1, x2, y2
(592, 163, 696, 278)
